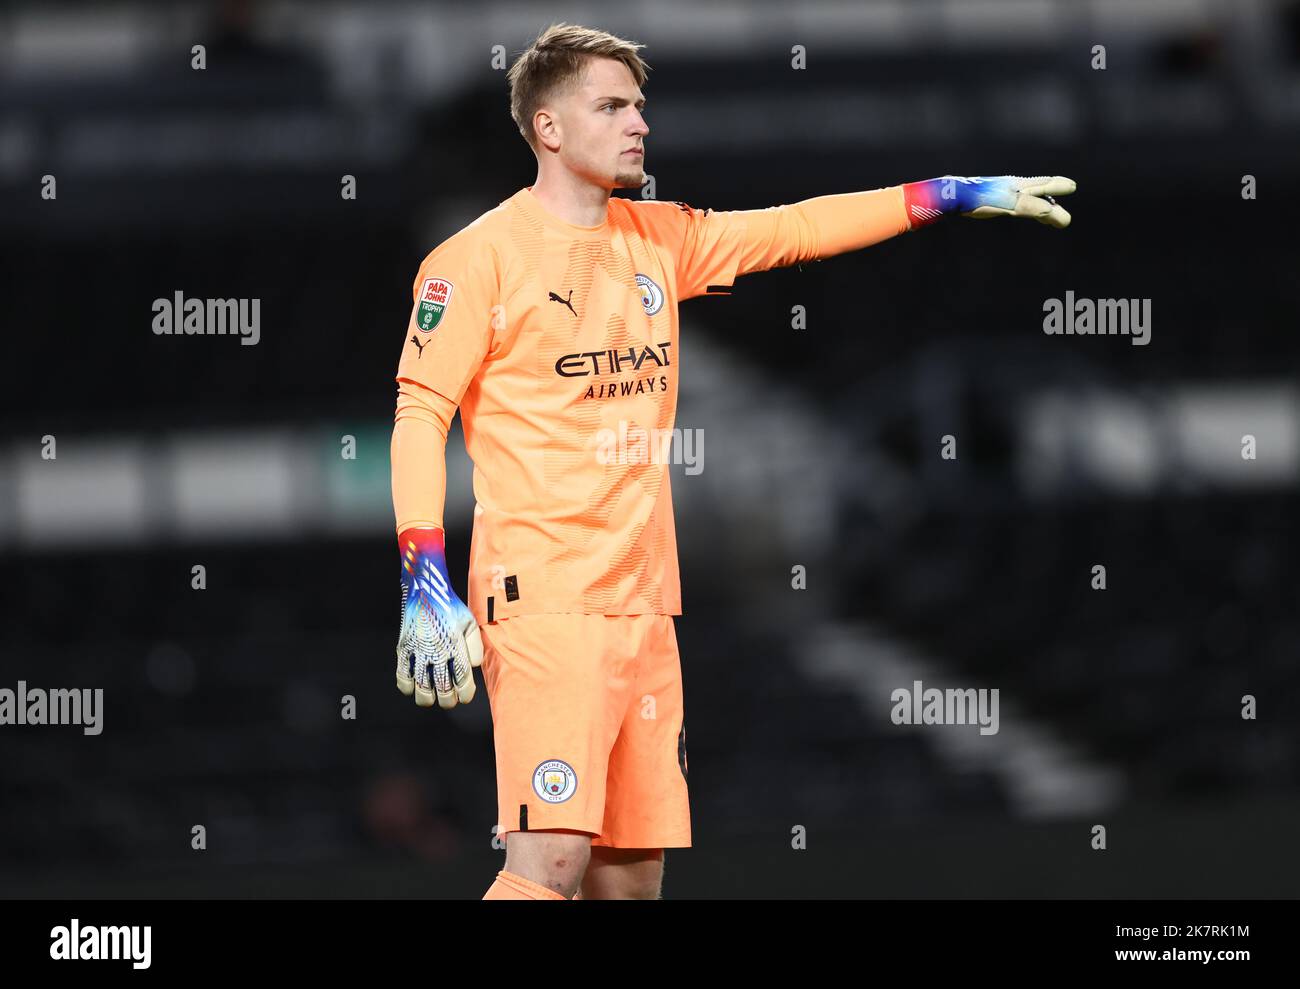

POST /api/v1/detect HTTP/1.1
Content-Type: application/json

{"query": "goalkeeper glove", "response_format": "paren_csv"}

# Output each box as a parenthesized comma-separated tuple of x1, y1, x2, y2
(395, 526, 484, 709)
(902, 175, 1076, 229)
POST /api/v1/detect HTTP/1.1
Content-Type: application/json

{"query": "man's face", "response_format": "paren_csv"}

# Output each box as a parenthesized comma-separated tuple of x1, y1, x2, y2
(542, 57, 648, 190)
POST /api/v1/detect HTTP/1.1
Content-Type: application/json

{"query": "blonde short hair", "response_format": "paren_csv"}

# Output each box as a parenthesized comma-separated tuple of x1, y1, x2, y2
(507, 23, 651, 151)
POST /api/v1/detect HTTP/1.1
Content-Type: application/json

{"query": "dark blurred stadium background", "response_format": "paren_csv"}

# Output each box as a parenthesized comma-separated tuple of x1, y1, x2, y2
(2, 0, 1298, 897)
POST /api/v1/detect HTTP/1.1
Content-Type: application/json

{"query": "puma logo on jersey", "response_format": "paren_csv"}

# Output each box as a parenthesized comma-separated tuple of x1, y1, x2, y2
(548, 289, 578, 317)
(410, 335, 427, 357)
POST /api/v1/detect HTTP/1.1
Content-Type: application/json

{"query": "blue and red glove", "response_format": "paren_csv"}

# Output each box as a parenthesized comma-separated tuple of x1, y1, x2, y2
(395, 526, 484, 709)
(902, 175, 1076, 229)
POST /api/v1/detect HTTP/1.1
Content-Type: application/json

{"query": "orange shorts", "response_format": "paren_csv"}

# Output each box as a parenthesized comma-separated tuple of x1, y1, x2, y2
(480, 613, 691, 849)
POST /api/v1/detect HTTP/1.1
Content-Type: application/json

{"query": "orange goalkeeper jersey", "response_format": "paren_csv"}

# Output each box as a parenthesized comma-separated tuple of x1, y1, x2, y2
(395, 184, 910, 624)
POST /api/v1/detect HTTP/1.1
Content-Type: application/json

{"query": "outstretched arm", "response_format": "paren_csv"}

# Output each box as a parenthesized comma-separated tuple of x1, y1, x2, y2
(698, 175, 1077, 282)
(642, 175, 1076, 298)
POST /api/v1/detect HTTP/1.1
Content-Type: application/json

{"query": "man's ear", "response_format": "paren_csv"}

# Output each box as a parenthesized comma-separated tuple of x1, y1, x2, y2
(534, 109, 561, 153)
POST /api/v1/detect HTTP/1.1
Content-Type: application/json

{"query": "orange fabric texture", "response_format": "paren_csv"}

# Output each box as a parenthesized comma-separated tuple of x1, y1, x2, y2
(480, 613, 690, 849)
(391, 380, 457, 532)
(391, 185, 909, 622)
(482, 869, 570, 900)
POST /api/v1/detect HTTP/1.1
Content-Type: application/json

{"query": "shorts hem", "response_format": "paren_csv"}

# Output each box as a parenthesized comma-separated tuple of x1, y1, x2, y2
(591, 834, 693, 849)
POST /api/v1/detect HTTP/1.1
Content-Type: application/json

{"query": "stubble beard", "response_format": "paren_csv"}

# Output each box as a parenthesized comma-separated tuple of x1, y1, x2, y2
(613, 165, 645, 190)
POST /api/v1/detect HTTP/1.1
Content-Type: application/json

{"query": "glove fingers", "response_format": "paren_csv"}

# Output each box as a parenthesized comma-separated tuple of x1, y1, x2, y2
(446, 619, 483, 706)
(395, 625, 416, 695)
(963, 198, 1072, 227)
(437, 677, 461, 709)
(415, 670, 458, 709)
(453, 661, 476, 706)
(412, 648, 439, 708)
(465, 620, 485, 669)
(404, 621, 480, 710)
(432, 647, 461, 710)
(1020, 194, 1072, 228)
(1042, 202, 1072, 228)
(1014, 175, 1076, 198)
(448, 633, 477, 707)
(411, 644, 455, 709)
(396, 585, 416, 695)
(396, 654, 415, 696)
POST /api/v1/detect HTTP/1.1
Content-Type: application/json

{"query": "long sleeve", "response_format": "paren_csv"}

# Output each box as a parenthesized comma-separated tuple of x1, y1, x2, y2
(391, 377, 458, 536)
(635, 186, 913, 300)
(729, 185, 911, 275)
(391, 224, 499, 537)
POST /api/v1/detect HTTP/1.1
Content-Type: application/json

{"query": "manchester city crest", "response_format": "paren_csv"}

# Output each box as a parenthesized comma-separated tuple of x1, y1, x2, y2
(532, 758, 578, 803)
(635, 273, 664, 316)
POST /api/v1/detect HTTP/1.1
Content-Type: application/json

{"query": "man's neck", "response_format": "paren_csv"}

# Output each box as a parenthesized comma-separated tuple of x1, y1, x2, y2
(530, 171, 611, 228)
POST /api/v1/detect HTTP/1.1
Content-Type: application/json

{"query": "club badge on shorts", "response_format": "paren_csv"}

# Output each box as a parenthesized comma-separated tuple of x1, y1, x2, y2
(416, 277, 454, 332)
(636, 273, 664, 316)
(532, 759, 578, 803)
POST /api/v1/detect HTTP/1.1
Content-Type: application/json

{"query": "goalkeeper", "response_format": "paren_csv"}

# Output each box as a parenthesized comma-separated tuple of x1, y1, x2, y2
(390, 22, 1076, 901)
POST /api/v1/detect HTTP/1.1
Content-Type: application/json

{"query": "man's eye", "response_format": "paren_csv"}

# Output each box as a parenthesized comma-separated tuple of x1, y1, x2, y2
(604, 104, 617, 112)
